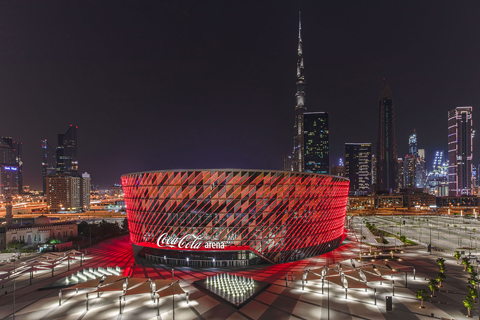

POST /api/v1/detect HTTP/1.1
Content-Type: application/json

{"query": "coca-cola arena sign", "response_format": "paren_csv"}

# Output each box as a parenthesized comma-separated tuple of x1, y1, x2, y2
(145, 233, 228, 250)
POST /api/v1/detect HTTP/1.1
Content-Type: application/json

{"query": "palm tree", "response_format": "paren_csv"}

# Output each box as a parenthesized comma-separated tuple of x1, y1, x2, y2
(463, 294, 475, 317)
(428, 279, 439, 297)
(437, 272, 446, 287)
(454, 251, 461, 264)
(416, 289, 429, 308)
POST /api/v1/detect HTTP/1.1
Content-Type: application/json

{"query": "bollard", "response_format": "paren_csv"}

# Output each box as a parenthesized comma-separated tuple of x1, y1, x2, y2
(302, 280, 304, 291)
(186, 292, 189, 304)
(392, 280, 395, 296)
(119, 296, 122, 314)
(156, 296, 160, 316)
(86, 293, 89, 311)
(345, 288, 348, 299)
(285, 273, 288, 287)
(374, 288, 377, 305)
(413, 267, 416, 280)
(322, 279, 324, 294)
(30, 272, 32, 286)
(405, 272, 407, 288)
(52, 267, 54, 277)
(59, 290, 62, 306)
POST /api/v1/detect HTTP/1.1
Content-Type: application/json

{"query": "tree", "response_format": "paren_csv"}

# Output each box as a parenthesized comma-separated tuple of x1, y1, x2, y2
(78, 221, 89, 235)
(437, 257, 447, 273)
(416, 289, 429, 308)
(436, 272, 446, 287)
(463, 294, 475, 317)
(436, 257, 445, 268)
(467, 265, 474, 274)
(462, 257, 471, 271)
(454, 251, 461, 264)
(122, 217, 129, 232)
(469, 286, 478, 302)
(469, 271, 478, 286)
(428, 279, 439, 297)
(6, 240, 26, 250)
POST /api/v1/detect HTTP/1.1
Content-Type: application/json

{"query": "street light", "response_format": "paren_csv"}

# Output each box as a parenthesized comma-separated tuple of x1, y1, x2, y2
(13, 251, 16, 320)
(429, 224, 432, 255)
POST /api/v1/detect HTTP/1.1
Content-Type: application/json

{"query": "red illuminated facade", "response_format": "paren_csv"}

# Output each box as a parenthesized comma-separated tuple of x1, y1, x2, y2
(121, 169, 349, 266)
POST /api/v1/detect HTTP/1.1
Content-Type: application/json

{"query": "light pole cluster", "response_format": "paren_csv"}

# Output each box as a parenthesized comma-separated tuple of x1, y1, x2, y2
(206, 273, 255, 304)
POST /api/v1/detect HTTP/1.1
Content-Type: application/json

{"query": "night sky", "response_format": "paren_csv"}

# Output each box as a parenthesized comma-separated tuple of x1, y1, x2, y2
(1, 1, 480, 189)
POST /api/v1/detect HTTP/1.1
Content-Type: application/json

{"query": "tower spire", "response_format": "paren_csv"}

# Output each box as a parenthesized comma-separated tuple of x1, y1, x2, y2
(299, 11, 302, 39)
(292, 11, 307, 172)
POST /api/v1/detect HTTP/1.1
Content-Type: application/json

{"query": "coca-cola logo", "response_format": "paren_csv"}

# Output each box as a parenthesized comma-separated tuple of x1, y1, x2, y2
(154, 233, 227, 250)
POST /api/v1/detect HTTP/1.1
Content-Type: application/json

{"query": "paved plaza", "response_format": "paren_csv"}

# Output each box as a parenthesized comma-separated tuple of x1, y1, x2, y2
(359, 214, 480, 253)
(0, 229, 478, 320)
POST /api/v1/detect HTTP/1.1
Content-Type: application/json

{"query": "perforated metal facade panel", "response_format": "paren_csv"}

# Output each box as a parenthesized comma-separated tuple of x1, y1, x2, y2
(121, 170, 349, 263)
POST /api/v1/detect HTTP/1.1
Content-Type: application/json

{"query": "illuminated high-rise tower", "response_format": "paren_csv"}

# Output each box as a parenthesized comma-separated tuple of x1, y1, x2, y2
(375, 80, 397, 193)
(56, 125, 78, 176)
(0, 137, 22, 196)
(42, 139, 56, 194)
(409, 129, 418, 155)
(345, 143, 372, 195)
(291, 12, 306, 172)
(448, 106, 474, 196)
(304, 112, 329, 173)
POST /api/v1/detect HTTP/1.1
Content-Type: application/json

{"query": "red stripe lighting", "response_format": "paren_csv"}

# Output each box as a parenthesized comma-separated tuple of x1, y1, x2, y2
(121, 170, 349, 263)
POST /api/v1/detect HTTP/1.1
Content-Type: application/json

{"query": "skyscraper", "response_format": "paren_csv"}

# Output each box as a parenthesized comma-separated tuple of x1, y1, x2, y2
(375, 80, 397, 193)
(416, 149, 426, 188)
(344, 143, 372, 195)
(402, 131, 426, 189)
(0, 137, 22, 196)
(80, 172, 91, 210)
(304, 112, 329, 173)
(330, 158, 344, 177)
(403, 154, 416, 188)
(283, 155, 292, 171)
(47, 125, 91, 212)
(56, 125, 78, 176)
(46, 174, 81, 212)
(42, 139, 56, 194)
(426, 151, 448, 196)
(291, 12, 306, 172)
(396, 157, 404, 191)
(409, 129, 418, 155)
(448, 106, 474, 196)
(433, 151, 444, 171)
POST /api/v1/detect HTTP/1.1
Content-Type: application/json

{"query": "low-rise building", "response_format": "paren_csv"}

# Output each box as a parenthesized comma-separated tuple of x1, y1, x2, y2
(0, 215, 77, 250)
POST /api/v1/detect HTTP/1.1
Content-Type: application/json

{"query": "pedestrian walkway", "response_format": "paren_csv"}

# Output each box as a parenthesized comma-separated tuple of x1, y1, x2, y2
(0, 234, 475, 319)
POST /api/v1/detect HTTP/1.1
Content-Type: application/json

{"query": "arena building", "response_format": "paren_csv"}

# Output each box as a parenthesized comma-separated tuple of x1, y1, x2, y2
(121, 169, 349, 267)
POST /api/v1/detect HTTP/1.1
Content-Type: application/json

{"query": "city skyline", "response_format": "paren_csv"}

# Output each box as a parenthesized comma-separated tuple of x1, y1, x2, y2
(1, 2, 480, 189)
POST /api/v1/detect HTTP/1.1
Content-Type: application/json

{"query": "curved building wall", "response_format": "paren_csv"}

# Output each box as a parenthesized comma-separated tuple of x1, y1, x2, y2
(121, 169, 349, 264)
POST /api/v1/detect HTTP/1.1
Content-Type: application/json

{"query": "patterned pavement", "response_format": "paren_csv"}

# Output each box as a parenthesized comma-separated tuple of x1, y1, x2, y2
(0, 232, 475, 319)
